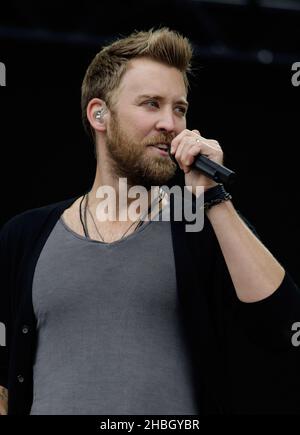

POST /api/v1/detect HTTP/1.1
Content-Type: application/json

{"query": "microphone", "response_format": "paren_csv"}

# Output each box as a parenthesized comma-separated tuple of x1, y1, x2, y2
(168, 148, 236, 185)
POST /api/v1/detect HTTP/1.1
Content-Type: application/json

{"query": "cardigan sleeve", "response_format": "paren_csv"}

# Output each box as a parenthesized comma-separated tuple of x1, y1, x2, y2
(210, 211, 300, 413)
(236, 269, 300, 350)
(212, 210, 300, 351)
(231, 211, 300, 351)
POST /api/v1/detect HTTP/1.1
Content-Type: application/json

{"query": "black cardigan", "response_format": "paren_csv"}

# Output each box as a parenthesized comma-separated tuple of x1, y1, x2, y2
(1, 194, 300, 415)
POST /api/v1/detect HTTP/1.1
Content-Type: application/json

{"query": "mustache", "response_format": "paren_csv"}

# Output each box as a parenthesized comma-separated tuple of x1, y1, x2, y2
(143, 133, 175, 147)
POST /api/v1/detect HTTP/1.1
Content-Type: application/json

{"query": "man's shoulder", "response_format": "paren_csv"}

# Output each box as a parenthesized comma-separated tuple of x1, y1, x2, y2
(0, 196, 79, 245)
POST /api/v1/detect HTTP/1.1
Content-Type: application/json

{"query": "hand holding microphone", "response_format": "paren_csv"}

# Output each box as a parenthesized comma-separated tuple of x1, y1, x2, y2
(169, 129, 236, 186)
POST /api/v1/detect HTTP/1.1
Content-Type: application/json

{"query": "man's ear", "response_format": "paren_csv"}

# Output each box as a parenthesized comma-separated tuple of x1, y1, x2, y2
(87, 98, 109, 133)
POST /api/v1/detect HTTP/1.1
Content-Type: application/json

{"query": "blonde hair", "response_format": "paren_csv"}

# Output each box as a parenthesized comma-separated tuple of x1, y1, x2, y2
(81, 27, 193, 143)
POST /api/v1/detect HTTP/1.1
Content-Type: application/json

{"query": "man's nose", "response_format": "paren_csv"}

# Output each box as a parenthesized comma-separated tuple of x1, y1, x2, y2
(155, 109, 176, 132)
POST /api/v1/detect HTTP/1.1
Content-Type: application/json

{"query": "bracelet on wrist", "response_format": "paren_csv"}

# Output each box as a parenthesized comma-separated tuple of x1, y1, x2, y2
(203, 184, 232, 211)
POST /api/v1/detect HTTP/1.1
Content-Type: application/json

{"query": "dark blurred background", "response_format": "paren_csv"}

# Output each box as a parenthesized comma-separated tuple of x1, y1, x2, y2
(0, 0, 300, 413)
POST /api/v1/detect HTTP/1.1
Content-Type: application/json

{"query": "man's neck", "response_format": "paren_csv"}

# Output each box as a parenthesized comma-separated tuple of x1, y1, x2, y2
(88, 166, 161, 224)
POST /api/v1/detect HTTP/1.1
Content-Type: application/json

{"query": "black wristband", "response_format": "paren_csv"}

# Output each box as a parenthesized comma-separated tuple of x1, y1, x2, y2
(204, 184, 232, 211)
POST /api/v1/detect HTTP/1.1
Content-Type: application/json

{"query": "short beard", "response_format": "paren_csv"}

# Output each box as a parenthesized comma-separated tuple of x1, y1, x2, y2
(105, 112, 177, 190)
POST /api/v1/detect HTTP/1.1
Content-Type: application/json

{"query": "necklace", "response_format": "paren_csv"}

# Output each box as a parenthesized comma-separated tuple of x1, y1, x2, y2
(79, 188, 165, 242)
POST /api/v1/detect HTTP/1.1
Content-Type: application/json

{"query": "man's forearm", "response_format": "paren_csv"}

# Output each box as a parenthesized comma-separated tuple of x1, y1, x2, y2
(0, 385, 8, 415)
(206, 199, 285, 303)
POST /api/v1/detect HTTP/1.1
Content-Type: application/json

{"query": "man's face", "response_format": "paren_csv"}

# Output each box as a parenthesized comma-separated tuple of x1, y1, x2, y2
(105, 58, 188, 189)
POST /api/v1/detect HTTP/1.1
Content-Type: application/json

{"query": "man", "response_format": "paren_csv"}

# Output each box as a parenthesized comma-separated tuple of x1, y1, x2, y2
(1, 28, 300, 415)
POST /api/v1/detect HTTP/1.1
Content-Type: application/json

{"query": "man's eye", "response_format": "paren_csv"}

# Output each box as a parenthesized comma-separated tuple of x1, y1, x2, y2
(145, 100, 159, 108)
(175, 107, 187, 115)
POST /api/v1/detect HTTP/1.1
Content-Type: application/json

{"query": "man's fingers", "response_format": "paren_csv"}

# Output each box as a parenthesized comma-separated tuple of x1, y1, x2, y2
(192, 129, 201, 136)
